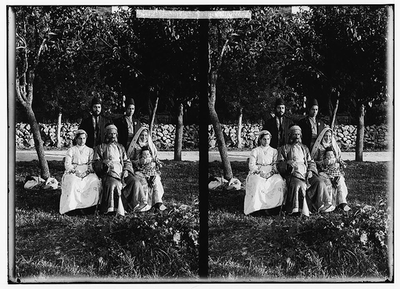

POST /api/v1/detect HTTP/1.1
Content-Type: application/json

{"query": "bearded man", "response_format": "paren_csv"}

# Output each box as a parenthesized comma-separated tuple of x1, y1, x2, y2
(79, 97, 111, 148)
(262, 98, 293, 149)
(93, 124, 149, 215)
(277, 125, 334, 216)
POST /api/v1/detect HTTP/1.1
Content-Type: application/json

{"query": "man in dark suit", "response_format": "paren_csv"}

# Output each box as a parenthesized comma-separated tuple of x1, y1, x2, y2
(297, 98, 326, 151)
(262, 98, 293, 149)
(79, 97, 111, 148)
(114, 98, 142, 150)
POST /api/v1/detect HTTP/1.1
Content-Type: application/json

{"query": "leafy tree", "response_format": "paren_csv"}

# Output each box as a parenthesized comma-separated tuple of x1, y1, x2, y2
(14, 6, 69, 179)
(288, 6, 389, 160)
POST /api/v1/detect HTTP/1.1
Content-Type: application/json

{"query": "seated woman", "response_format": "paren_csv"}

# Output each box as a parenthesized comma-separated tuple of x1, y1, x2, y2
(59, 129, 102, 215)
(311, 127, 350, 211)
(244, 130, 286, 216)
(126, 127, 166, 212)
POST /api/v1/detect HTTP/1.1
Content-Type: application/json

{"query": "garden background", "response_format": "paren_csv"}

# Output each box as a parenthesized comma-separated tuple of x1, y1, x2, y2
(10, 5, 394, 283)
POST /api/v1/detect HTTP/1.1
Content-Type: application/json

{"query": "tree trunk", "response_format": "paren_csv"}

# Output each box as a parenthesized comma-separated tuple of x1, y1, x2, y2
(56, 111, 62, 148)
(209, 70, 233, 181)
(237, 107, 243, 149)
(174, 102, 184, 161)
(149, 95, 159, 135)
(330, 95, 340, 130)
(24, 104, 50, 179)
(355, 102, 365, 161)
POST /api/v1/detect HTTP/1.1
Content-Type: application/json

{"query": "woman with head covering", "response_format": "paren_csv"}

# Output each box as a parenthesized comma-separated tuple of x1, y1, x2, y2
(126, 126, 166, 212)
(311, 127, 350, 211)
(59, 129, 102, 215)
(244, 130, 286, 215)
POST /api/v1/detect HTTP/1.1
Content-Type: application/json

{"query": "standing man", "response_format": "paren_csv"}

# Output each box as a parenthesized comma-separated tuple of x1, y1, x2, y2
(262, 98, 293, 149)
(79, 97, 111, 148)
(114, 98, 142, 150)
(297, 98, 326, 151)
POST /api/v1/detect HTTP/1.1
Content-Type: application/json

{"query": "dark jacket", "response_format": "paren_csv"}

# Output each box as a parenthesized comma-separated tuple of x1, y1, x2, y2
(114, 115, 142, 150)
(297, 117, 325, 151)
(79, 114, 112, 148)
(262, 115, 293, 149)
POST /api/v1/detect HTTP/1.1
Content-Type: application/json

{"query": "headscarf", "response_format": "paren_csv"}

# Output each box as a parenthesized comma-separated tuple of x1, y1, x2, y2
(105, 124, 118, 135)
(311, 127, 341, 160)
(289, 125, 302, 137)
(257, 130, 272, 147)
(127, 126, 157, 160)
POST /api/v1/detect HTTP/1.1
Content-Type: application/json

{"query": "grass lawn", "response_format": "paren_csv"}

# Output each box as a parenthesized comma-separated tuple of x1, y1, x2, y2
(208, 160, 392, 281)
(13, 160, 199, 282)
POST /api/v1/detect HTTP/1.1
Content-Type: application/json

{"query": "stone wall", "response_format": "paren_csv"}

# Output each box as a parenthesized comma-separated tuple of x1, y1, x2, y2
(208, 123, 389, 151)
(15, 122, 389, 151)
(15, 123, 199, 150)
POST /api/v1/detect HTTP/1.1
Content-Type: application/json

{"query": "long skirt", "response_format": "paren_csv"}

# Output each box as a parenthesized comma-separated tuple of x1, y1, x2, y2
(135, 172, 165, 206)
(284, 176, 309, 215)
(121, 173, 149, 211)
(319, 173, 349, 207)
(307, 174, 334, 213)
(59, 173, 101, 214)
(244, 173, 286, 215)
(100, 176, 124, 214)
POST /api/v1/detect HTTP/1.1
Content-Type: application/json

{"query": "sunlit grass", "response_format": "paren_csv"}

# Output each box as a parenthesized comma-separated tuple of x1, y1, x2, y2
(13, 160, 199, 282)
(208, 161, 392, 281)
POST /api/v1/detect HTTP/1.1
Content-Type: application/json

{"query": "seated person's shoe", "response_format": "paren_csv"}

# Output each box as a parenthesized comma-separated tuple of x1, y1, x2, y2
(134, 203, 151, 212)
(341, 204, 351, 212)
(153, 203, 167, 212)
(322, 204, 335, 213)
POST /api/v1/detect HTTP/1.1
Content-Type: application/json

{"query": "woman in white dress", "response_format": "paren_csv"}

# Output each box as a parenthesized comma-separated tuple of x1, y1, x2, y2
(244, 130, 286, 215)
(59, 129, 102, 215)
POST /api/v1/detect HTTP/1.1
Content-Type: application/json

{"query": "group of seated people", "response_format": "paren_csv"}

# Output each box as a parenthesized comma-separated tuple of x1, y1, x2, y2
(59, 97, 166, 216)
(244, 98, 350, 217)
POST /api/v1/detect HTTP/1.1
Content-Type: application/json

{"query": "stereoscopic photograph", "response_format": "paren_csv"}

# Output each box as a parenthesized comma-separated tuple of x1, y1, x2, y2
(8, 3, 394, 284)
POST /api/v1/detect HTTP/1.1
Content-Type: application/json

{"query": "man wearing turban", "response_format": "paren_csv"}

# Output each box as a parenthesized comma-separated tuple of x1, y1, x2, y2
(93, 124, 149, 215)
(277, 125, 334, 215)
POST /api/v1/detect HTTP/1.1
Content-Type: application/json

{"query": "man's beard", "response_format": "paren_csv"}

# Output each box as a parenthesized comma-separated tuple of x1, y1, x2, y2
(92, 111, 100, 116)
(289, 137, 301, 144)
(276, 112, 285, 117)
(107, 137, 118, 144)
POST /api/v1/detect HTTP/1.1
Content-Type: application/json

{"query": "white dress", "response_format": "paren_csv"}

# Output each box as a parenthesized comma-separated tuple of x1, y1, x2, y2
(59, 145, 102, 214)
(244, 146, 286, 215)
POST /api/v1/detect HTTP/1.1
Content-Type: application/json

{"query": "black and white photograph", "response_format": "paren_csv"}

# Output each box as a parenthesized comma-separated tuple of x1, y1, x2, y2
(7, 2, 395, 285)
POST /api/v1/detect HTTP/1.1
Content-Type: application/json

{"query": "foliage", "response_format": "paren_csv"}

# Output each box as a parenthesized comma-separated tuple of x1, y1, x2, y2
(14, 160, 199, 280)
(208, 161, 391, 280)
(286, 6, 389, 118)
(215, 7, 299, 123)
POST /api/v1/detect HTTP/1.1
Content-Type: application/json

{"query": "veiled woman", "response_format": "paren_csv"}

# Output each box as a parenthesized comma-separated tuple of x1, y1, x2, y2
(126, 126, 166, 212)
(244, 130, 286, 215)
(59, 129, 101, 215)
(311, 127, 351, 211)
